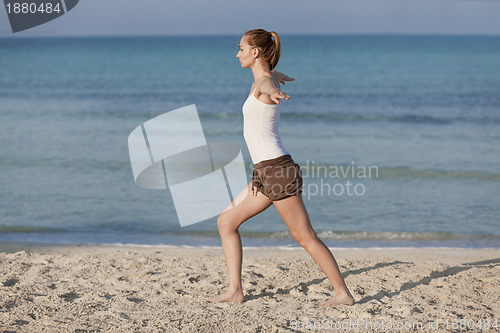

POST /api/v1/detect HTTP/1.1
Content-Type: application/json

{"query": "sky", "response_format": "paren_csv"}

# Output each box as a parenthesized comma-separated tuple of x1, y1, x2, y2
(1, 0, 500, 36)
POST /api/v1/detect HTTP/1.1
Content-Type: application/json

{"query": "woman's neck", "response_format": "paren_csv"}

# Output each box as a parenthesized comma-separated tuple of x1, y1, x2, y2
(251, 61, 272, 82)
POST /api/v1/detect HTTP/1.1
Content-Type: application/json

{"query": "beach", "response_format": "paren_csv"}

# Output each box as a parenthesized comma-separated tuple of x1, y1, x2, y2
(0, 243, 498, 332)
(0, 35, 499, 332)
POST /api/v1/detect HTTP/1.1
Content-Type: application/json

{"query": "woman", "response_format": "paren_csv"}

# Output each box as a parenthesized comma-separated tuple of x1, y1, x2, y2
(208, 29, 355, 307)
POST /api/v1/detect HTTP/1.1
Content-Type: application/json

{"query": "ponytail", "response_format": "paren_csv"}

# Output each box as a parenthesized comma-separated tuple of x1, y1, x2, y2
(244, 29, 281, 70)
(269, 31, 281, 71)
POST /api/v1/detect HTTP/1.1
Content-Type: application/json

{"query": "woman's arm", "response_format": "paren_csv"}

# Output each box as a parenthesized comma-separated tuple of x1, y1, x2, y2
(259, 76, 291, 104)
(271, 70, 295, 86)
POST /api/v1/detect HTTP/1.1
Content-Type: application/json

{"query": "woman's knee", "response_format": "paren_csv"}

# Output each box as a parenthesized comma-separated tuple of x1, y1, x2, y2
(217, 213, 238, 233)
(291, 230, 319, 248)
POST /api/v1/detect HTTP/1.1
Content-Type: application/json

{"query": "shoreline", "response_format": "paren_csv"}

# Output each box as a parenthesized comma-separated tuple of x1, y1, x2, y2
(2, 228, 499, 250)
(1, 242, 498, 332)
(1, 230, 499, 250)
(0, 239, 499, 252)
(1, 240, 499, 261)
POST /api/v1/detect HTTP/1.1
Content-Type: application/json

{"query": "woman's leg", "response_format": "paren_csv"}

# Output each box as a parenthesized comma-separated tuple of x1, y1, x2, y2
(273, 194, 355, 306)
(208, 183, 273, 303)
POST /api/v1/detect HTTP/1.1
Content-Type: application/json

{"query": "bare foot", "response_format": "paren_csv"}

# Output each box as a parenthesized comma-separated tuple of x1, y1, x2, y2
(207, 290, 244, 303)
(315, 293, 355, 307)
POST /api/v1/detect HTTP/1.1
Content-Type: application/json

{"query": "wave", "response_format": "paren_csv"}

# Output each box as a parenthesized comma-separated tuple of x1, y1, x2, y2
(184, 230, 500, 242)
(312, 230, 497, 241)
(0, 155, 498, 181)
(199, 111, 500, 125)
(235, 230, 499, 242)
(298, 164, 500, 181)
(1, 227, 497, 242)
(48, 107, 500, 125)
(290, 113, 500, 125)
(0, 226, 64, 233)
(0, 156, 130, 171)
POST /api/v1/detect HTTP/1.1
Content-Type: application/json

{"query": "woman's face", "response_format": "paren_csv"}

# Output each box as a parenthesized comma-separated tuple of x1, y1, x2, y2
(236, 35, 255, 68)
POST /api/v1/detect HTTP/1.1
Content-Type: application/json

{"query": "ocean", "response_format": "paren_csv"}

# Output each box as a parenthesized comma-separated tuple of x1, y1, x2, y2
(0, 35, 499, 248)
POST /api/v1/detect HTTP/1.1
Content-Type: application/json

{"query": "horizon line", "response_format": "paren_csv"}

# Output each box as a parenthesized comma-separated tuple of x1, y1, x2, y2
(1, 32, 500, 38)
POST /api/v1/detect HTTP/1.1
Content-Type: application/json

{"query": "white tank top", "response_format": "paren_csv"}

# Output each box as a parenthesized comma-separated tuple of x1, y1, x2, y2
(243, 88, 288, 164)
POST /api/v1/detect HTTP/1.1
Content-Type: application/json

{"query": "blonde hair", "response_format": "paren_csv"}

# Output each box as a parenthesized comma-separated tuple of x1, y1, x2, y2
(244, 29, 281, 70)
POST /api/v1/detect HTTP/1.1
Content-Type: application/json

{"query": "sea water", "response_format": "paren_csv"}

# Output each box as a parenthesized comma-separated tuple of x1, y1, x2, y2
(0, 35, 499, 248)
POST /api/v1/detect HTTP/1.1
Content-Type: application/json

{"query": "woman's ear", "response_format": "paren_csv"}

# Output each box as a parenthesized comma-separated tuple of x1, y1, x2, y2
(252, 47, 260, 59)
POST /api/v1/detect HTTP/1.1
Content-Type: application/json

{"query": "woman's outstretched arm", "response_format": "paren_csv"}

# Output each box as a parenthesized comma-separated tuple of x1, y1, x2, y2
(259, 76, 291, 104)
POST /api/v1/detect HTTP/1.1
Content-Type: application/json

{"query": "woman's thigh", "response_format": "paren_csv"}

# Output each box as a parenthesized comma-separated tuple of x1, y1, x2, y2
(219, 183, 273, 229)
(272, 195, 317, 240)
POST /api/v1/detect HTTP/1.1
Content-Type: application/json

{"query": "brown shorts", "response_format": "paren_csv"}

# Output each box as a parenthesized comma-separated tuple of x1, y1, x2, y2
(251, 154, 303, 201)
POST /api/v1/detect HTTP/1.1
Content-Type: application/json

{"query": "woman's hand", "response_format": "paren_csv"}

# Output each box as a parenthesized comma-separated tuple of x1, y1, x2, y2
(269, 89, 290, 104)
(271, 70, 295, 85)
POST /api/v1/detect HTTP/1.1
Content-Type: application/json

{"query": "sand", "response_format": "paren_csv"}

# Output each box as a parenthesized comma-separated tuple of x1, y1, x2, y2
(0, 242, 498, 332)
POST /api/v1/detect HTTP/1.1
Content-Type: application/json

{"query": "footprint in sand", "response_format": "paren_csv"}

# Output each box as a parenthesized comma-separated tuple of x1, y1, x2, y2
(188, 274, 208, 283)
(2, 278, 18, 287)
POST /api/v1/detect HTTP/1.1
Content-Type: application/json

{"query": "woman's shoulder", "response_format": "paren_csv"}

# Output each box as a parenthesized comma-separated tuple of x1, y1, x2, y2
(252, 76, 280, 105)
(255, 76, 279, 94)
(259, 75, 279, 86)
